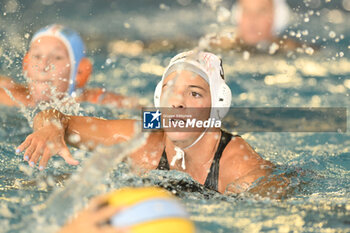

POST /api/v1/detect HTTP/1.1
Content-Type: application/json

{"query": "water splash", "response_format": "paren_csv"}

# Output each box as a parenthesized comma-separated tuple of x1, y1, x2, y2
(17, 126, 148, 233)
(1, 85, 82, 127)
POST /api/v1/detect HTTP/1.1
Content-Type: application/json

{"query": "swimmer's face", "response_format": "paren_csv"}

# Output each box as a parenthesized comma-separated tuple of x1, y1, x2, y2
(238, 0, 274, 45)
(161, 70, 211, 109)
(161, 70, 211, 143)
(26, 36, 71, 102)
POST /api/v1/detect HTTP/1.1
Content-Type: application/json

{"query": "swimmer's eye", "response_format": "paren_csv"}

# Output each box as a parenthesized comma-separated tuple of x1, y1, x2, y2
(32, 54, 41, 60)
(190, 91, 202, 98)
(55, 56, 64, 61)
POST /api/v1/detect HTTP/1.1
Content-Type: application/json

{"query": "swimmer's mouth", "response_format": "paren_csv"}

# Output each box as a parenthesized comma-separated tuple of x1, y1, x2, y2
(170, 118, 186, 123)
(33, 80, 52, 84)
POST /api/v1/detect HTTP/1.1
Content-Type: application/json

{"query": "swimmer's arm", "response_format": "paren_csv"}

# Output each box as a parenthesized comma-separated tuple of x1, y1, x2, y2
(226, 158, 290, 199)
(243, 170, 291, 199)
(64, 115, 137, 149)
(17, 109, 137, 169)
(79, 88, 143, 109)
(226, 163, 286, 197)
(0, 76, 14, 88)
(222, 138, 289, 199)
(33, 109, 137, 149)
(0, 88, 18, 106)
(0, 82, 29, 106)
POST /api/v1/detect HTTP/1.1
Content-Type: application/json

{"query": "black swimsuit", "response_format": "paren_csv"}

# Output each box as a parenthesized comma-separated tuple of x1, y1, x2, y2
(156, 129, 236, 192)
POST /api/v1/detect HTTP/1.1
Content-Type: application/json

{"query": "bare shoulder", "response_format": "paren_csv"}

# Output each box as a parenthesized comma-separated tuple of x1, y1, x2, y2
(219, 135, 273, 181)
(223, 136, 267, 163)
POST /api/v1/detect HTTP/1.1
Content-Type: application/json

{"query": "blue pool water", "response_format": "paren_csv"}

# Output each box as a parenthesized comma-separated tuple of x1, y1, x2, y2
(0, 0, 350, 232)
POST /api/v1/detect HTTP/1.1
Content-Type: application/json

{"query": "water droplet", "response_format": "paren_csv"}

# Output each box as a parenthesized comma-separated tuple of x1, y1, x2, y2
(124, 22, 130, 28)
(329, 31, 336, 38)
(68, 134, 81, 144)
(217, 6, 231, 23)
(243, 51, 250, 60)
(159, 3, 170, 10)
(269, 42, 279, 55)
(305, 47, 314, 55)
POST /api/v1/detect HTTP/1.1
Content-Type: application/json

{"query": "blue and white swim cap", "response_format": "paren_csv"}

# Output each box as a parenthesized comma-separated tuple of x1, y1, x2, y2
(30, 24, 86, 95)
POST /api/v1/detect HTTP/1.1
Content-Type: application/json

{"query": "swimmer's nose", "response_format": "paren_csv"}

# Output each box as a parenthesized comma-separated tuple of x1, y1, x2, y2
(173, 103, 184, 108)
(37, 57, 51, 72)
(170, 96, 185, 108)
(161, 83, 186, 108)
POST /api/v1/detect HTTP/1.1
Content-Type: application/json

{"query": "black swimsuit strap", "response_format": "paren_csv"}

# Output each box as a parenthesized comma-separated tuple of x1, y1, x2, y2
(156, 129, 234, 191)
(157, 149, 170, 170)
(203, 129, 232, 191)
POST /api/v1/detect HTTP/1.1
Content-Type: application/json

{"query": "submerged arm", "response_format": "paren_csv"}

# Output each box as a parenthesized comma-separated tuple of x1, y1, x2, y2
(227, 165, 290, 199)
(223, 137, 290, 199)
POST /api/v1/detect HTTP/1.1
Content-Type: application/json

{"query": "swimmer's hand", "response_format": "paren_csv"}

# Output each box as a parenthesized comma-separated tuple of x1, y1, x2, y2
(16, 109, 79, 170)
(58, 195, 126, 233)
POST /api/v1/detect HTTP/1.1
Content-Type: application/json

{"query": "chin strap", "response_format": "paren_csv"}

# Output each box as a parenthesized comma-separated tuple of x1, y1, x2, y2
(171, 147, 186, 169)
(170, 129, 208, 170)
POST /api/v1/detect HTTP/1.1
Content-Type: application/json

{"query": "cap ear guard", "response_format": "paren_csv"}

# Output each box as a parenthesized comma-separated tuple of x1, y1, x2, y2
(22, 53, 29, 72)
(154, 81, 162, 108)
(76, 57, 93, 88)
(212, 82, 232, 120)
(215, 82, 231, 108)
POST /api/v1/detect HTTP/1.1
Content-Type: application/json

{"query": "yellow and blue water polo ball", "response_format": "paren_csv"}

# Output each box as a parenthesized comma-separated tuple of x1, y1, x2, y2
(107, 187, 195, 233)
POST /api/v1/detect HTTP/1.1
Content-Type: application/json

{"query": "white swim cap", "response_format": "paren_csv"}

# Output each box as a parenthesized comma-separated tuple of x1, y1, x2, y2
(30, 24, 86, 95)
(232, 0, 291, 35)
(154, 50, 232, 120)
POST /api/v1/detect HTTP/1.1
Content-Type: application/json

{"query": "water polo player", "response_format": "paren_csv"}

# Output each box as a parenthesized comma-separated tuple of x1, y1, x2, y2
(0, 24, 139, 107)
(17, 50, 287, 196)
(209, 0, 303, 53)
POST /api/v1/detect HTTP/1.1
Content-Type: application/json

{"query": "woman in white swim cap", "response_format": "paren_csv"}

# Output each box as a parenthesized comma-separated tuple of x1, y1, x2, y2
(17, 50, 288, 198)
